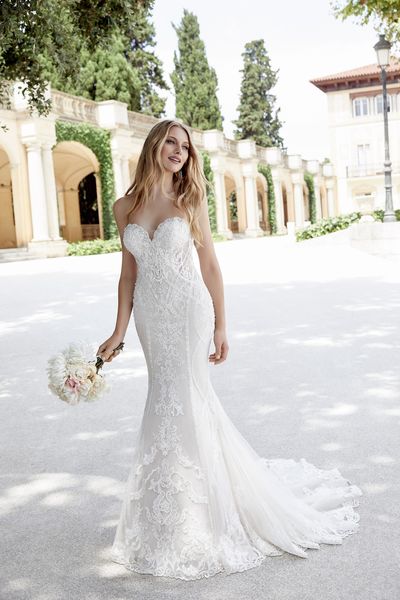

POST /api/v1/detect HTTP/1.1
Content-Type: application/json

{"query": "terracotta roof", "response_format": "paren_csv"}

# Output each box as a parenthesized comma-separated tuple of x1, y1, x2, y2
(310, 57, 400, 92)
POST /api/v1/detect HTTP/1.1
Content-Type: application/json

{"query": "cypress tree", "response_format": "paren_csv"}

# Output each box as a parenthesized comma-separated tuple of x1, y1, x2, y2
(234, 39, 284, 148)
(171, 10, 223, 130)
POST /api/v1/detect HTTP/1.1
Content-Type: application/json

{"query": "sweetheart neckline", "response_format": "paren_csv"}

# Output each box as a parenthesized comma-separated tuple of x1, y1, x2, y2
(124, 216, 189, 242)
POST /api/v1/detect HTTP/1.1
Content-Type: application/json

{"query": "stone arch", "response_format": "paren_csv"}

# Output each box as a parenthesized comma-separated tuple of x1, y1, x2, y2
(224, 172, 239, 233)
(0, 145, 16, 248)
(53, 141, 101, 242)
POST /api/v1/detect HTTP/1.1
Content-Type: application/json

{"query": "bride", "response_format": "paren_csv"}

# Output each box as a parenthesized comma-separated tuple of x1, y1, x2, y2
(97, 119, 362, 580)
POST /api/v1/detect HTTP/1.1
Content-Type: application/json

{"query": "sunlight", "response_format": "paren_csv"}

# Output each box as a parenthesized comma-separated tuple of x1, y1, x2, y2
(40, 492, 76, 506)
(320, 442, 342, 452)
(322, 403, 358, 416)
(72, 431, 119, 441)
(369, 455, 395, 465)
(362, 483, 390, 494)
(377, 513, 398, 523)
(283, 336, 351, 347)
(254, 404, 282, 415)
(365, 388, 398, 399)
(85, 476, 125, 497)
(0, 473, 78, 516)
(1, 577, 31, 592)
(302, 417, 342, 430)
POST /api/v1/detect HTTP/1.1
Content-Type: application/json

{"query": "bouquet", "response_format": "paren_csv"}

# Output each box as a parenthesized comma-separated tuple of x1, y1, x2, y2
(47, 340, 124, 405)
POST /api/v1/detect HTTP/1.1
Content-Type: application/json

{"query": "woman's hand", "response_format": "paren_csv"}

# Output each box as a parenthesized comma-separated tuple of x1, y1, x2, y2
(209, 328, 229, 365)
(96, 333, 125, 363)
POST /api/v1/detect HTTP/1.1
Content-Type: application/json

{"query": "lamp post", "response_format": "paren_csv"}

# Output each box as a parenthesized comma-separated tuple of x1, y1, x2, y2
(374, 34, 396, 222)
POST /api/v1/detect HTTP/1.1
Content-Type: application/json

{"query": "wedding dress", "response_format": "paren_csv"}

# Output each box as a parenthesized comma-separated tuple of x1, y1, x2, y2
(110, 216, 363, 580)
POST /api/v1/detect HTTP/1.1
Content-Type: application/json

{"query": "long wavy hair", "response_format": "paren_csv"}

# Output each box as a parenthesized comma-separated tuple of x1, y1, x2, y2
(125, 119, 208, 247)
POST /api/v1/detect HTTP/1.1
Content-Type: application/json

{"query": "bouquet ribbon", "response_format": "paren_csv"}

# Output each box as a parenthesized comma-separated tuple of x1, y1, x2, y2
(95, 341, 125, 373)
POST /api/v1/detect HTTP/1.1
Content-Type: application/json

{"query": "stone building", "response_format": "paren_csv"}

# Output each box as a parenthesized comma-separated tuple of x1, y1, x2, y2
(0, 84, 336, 259)
(311, 57, 400, 216)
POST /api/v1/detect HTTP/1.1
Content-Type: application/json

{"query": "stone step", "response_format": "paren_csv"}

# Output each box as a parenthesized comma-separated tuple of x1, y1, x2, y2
(0, 247, 40, 262)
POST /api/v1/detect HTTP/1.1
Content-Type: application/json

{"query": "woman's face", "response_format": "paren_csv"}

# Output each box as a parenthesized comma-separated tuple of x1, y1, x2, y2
(160, 126, 190, 174)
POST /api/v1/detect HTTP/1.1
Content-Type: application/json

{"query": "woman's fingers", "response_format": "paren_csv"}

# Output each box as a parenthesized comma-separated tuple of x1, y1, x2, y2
(209, 345, 228, 364)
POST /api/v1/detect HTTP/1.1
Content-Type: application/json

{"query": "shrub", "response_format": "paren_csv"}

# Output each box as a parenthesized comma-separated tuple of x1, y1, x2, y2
(296, 212, 362, 241)
(372, 209, 400, 222)
(67, 237, 122, 256)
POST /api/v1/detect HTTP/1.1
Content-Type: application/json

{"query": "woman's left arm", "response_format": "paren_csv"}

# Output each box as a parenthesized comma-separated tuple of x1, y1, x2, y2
(195, 196, 229, 365)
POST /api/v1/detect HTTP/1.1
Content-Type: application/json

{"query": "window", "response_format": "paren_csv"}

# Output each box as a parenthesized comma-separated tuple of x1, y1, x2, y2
(374, 94, 393, 114)
(375, 94, 384, 114)
(353, 97, 369, 117)
(357, 144, 370, 166)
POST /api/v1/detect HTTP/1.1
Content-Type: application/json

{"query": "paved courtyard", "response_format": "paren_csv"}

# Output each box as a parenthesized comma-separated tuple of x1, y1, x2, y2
(0, 233, 399, 600)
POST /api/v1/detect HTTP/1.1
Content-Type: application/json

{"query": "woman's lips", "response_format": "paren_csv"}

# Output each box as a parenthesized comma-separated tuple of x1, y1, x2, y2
(168, 156, 181, 163)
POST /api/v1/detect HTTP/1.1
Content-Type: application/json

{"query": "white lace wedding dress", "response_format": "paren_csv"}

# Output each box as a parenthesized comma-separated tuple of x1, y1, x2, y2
(110, 216, 363, 580)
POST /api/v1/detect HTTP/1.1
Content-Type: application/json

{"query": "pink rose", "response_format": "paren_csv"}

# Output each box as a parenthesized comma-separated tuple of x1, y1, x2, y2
(65, 376, 81, 391)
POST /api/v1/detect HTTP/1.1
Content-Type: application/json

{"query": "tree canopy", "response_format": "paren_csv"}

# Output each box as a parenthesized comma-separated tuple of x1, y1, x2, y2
(331, 0, 400, 46)
(0, 0, 167, 116)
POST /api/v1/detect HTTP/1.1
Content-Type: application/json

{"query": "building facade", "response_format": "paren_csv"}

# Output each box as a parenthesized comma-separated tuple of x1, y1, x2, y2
(311, 58, 400, 217)
(0, 84, 337, 259)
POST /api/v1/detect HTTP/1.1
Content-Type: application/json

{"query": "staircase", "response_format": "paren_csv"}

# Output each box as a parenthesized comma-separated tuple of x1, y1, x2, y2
(0, 247, 40, 263)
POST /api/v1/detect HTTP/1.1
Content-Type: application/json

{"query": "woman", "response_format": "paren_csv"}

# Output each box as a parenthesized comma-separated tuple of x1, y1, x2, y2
(97, 119, 362, 581)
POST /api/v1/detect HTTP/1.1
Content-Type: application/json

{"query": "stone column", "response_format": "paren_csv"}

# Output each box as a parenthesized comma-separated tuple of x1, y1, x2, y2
(314, 176, 322, 221)
(42, 143, 62, 240)
(322, 163, 336, 218)
(112, 152, 125, 199)
(291, 171, 305, 227)
(121, 157, 131, 193)
(270, 167, 286, 234)
(326, 180, 335, 217)
(242, 160, 263, 237)
(26, 143, 50, 241)
(306, 160, 322, 222)
(211, 166, 232, 238)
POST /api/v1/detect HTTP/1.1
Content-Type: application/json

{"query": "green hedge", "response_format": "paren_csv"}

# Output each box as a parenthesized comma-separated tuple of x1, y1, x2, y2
(297, 208, 400, 242)
(257, 163, 277, 234)
(67, 237, 122, 255)
(201, 151, 217, 233)
(304, 172, 317, 224)
(296, 212, 362, 241)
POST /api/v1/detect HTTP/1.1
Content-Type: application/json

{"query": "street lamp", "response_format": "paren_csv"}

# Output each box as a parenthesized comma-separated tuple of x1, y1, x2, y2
(374, 34, 396, 222)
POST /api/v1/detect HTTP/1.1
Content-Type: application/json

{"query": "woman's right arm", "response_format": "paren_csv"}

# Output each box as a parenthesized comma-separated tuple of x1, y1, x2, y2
(96, 197, 137, 362)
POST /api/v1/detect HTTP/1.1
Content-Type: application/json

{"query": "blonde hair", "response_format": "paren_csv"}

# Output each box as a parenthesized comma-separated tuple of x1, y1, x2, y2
(125, 119, 208, 247)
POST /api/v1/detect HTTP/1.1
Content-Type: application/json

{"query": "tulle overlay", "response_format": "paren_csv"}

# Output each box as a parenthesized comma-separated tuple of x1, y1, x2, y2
(110, 217, 362, 580)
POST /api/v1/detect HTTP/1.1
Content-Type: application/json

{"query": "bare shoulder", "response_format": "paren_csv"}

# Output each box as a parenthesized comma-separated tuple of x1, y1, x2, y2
(113, 195, 134, 232)
(113, 195, 133, 219)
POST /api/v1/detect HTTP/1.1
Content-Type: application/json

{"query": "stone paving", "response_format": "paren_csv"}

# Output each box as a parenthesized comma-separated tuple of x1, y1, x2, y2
(0, 233, 399, 600)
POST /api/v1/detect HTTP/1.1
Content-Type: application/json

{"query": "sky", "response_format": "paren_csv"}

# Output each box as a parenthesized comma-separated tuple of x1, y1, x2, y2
(152, 0, 379, 161)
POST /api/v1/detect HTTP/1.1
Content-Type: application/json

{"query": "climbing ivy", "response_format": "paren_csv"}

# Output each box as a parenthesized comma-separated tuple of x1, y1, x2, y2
(201, 151, 217, 233)
(304, 172, 317, 225)
(257, 163, 277, 234)
(55, 120, 117, 238)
